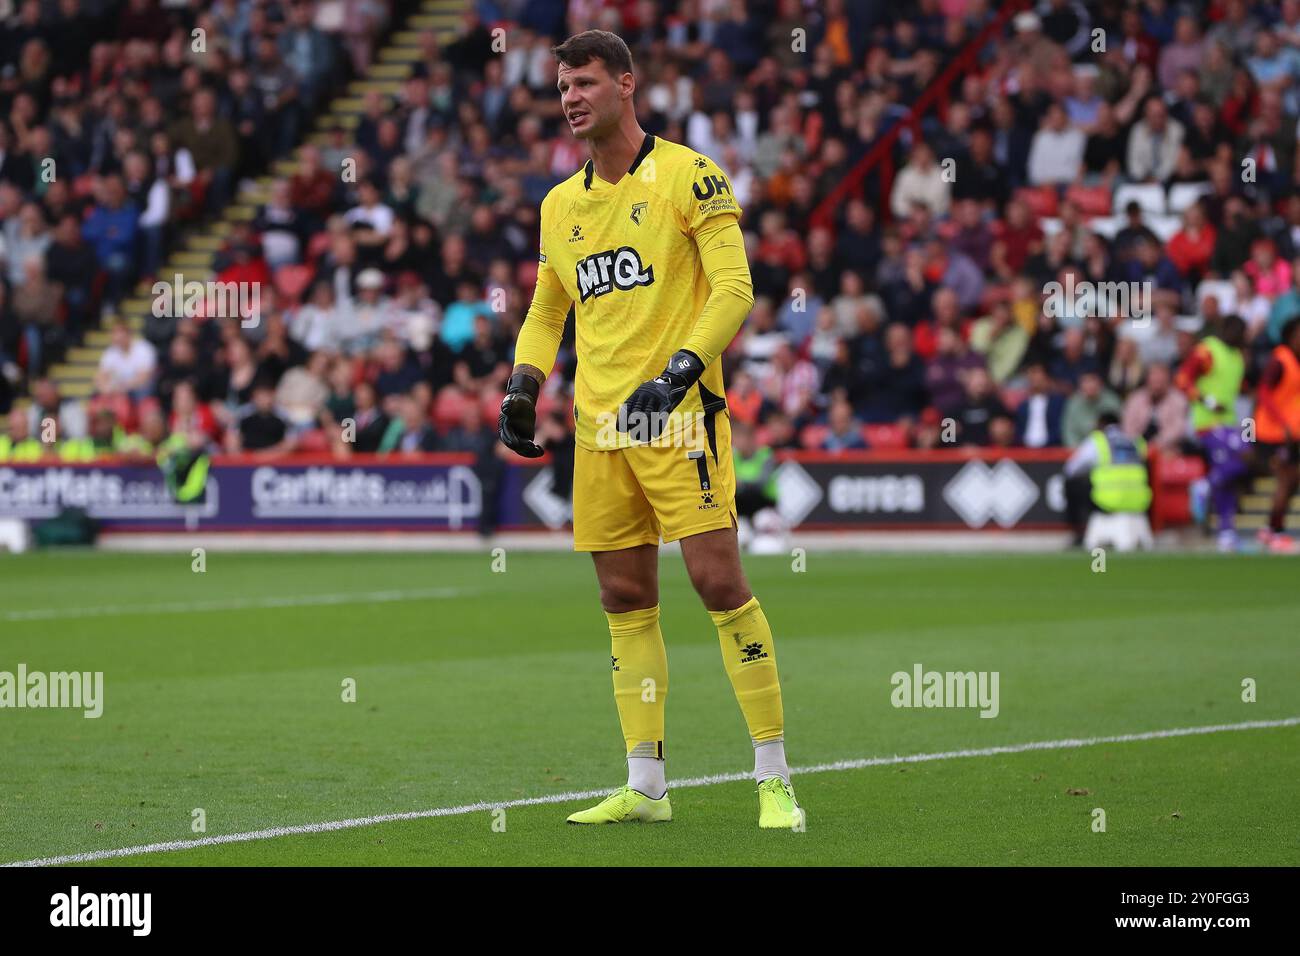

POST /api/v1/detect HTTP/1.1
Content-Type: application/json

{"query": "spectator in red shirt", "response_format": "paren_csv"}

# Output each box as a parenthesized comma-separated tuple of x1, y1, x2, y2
(289, 144, 338, 230)
(168, 379, 220, 447)
(1168, 202, 1216, 283)
(990, 197, 1044, 279)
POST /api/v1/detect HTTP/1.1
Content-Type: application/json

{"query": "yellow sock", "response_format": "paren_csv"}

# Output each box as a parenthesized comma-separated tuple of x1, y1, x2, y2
(710, 596, 784, 743)
(605, 605, 668, 758)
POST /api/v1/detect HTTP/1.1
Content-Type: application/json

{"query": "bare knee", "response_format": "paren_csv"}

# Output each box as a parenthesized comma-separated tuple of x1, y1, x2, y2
(600, 575, 658, 613)
(690, 567, 751, 613)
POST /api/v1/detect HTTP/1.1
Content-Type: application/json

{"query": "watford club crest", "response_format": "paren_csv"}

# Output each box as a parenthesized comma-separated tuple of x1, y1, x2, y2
(630, 202, 647, 225)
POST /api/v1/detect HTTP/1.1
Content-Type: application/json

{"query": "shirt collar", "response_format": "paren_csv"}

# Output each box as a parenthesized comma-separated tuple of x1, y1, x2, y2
(584, 133, 656, 190)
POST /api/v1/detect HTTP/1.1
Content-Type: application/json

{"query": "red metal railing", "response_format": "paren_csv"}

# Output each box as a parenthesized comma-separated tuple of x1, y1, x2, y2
(808, 0, 1028, 232)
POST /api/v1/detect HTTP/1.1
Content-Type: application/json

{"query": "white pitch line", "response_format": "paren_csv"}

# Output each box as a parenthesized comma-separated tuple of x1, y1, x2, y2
(6, 716, 1296, 867)
(1, 587, 471, 622)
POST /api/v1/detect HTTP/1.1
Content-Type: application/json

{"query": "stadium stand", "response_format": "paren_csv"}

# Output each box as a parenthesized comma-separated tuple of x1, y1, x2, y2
(1, 0, 1299, 528)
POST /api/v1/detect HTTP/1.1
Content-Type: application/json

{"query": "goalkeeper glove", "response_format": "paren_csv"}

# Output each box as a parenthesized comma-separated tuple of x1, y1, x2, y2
(618, 349, 705, 441)
(498, 371, 545, 458)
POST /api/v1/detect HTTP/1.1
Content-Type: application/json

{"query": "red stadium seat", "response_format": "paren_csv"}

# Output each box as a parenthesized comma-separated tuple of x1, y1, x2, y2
(136, 396, 161, 422)
(515, 260, 538, 290)
(87, 392, 137, 434)
(432, 387, 469, 430)
(999, 386, 1027, 410)
(274, 264, 314, 304)
(800, 424, 829, 449)
(296, 428, 328, 452)
(305, 231, 333, 264)
(1149, 451, 1206, 530)
(863, 423, 909, 449)
(481, 390, 505, 424)
(1064, 184, 1112, 217)
(1016, 186, 1058, 219)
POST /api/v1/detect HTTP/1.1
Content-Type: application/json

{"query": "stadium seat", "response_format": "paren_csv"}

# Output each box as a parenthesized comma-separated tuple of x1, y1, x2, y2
(799, 424, 829, 449)
(296, 428, 329, 452)
(305, 231, 333, 264)
(1016, 186, 1058, 219)
(1064, 184, 1112, 217)
(481, 390, 505, 424)
(1087, 215, 1125, 240)
(136, 396, 161, 419)
(1147, 215, 1182, 243)
(999, 386, 1027, 410)
(1149, 451, 1205, 530)
(1196, 279, 1237, 314)
(1113, 183, 1165, 216)
(515, 260, 539, 289)
(432, 388, 469, 431)
(1167, 182, 1212, 214)
(274, 264, 314, 304)
(87, 392, 136, 433)
(863, 423, 908, 449)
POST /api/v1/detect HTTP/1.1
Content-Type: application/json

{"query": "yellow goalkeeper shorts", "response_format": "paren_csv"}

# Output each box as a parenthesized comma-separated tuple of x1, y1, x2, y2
(572, 410, 738, 552)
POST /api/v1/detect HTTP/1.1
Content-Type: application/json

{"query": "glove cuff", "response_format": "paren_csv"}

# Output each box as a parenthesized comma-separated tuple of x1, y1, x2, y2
(662, 349, 705, 387)
(506, 371, 541, 401)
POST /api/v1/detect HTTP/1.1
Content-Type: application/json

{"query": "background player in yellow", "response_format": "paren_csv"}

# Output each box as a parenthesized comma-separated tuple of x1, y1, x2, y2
(498, 30, 802, 829)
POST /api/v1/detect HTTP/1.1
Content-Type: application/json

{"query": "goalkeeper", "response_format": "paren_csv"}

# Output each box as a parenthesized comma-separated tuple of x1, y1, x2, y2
(498, 31, 802, 829)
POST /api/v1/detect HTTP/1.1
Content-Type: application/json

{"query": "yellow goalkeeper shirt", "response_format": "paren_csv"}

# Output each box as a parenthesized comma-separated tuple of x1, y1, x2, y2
(513, 133, 754, 450)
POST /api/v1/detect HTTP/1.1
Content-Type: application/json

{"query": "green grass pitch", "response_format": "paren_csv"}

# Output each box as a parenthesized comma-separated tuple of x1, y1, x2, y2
(1, 548, 1297, 866)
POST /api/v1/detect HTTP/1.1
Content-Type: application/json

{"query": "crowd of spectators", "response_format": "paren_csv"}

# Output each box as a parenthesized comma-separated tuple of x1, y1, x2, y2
(4, 0, 1300, 473)
(0, 0, 363, 408)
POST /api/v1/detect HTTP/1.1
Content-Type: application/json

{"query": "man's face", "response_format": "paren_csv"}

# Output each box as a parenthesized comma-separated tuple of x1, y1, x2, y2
(558, 59, 627, 140)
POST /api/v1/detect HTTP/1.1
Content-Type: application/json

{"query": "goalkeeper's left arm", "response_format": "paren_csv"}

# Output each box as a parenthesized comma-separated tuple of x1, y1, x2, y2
(619, 214, 754, 426)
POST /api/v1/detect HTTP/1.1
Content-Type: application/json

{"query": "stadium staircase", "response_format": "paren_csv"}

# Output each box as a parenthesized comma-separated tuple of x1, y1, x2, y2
(43, 0, 469, 404)
(808, 0, 1027, 232)
(1215, 478, 1300, 534)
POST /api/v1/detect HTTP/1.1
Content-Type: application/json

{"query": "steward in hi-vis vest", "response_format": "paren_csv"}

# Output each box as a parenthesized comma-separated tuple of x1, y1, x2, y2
(1088, 426, 1152, 514)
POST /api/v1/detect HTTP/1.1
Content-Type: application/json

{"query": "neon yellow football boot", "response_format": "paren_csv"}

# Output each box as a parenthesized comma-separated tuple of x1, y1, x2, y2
(566, 786, 672, 824)
(757, 777, 804, 829)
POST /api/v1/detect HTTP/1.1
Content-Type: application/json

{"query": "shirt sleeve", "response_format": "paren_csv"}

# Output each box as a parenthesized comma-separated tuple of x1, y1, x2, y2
(683, 153, 743, 237)
(682, 213, 754, 366)
(1063, 436, 1098, 477)
(512, 196, 573, 378)
(1174, 343, 1212, 395)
